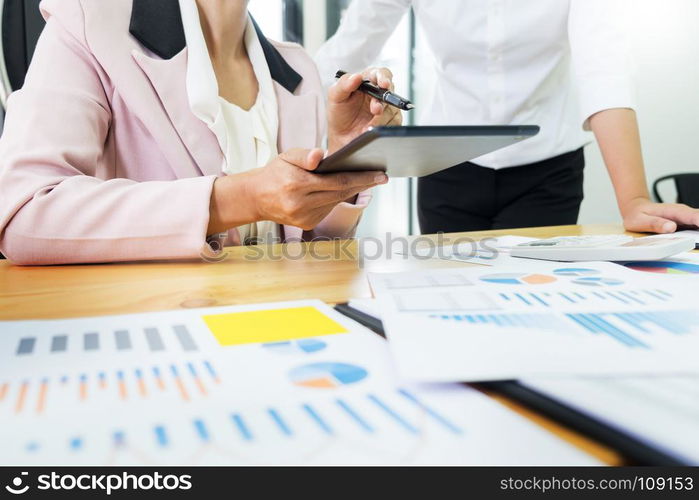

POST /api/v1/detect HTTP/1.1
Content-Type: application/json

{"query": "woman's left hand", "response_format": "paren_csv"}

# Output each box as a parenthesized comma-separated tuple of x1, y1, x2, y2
(622, 197, 699, 233)
(327, 67, 403, 154)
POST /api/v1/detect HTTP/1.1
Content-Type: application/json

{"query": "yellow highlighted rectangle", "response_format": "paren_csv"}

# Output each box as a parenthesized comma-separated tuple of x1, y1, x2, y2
(202, 306, 348, 346)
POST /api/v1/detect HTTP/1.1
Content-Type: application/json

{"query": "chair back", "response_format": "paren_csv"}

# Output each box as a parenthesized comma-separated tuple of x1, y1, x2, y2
(653, 173, 699, 208)
(1, 0, 45, 109)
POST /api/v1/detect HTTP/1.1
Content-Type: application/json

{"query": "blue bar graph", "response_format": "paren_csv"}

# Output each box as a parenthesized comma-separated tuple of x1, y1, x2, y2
(337, 399, 374, 433)
(69, 437, 83, 451)
(528, 293, 550, 307)
(193, 419, 210, 442)
(368, 395, 419, 434)
(566, 313, 647, 348)
(565, 310, 699, 349)
(268, 409, 293, 437)
(204, 361, 219, 381)
(302, 404, 334, 435)
(645, 290, 669, 301)
(559, 293, 576, 304)
(433, 313, 570, 332)
(113, 431, 126, 448)
(154, 425, 168, 447)
(33, 389, 470, 457)
(514, 293, 531, 306)
(398, 389, 463, 435)
(495, 289, 677, 308)
(231, 414, 253, 441)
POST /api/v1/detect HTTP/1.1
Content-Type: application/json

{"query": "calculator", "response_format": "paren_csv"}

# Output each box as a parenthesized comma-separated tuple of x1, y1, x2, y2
(510, 235, 696, 262)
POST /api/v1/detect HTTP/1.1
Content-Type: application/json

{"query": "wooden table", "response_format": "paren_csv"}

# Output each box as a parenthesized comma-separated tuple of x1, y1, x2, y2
(0, 223, 636, 464)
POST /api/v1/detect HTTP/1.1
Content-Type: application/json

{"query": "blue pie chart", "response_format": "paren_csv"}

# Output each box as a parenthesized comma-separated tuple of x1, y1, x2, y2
(263, 338, 327, 354)
(289, 362, 368, 389)
(572, 277, 624, 287)
(554, 268, 601, 277)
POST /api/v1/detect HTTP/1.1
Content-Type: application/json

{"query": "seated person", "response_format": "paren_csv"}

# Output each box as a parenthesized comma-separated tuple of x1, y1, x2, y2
(0, 0, 401, 265)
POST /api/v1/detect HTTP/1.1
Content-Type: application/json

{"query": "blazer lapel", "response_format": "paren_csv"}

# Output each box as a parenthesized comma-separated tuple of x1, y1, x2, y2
(128, 0, 315, 226)
(276, 83, 319, 243)
(275, 83, 319, 153)
(131, 49, 224, 178)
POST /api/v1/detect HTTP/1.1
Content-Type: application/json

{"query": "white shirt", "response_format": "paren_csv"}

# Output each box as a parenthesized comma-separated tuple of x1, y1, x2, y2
(315, 0, 635, 169)
(179, 0, 279, 243)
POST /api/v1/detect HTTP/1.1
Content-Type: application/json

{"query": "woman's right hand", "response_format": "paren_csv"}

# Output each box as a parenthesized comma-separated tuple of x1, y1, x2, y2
(208, 148, 388, 234)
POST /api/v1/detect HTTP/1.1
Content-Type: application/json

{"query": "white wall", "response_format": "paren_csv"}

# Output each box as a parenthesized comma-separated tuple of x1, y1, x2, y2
(579, 0, 699, 223)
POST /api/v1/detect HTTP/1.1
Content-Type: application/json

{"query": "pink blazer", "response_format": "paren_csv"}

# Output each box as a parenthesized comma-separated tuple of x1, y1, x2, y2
(0, 0, 370, 265)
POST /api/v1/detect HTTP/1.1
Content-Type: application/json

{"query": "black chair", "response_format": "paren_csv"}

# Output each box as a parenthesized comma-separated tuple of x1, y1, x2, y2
(1, 0, 45, 112)
(0, 0, 44, 259)
(653, 173, 699, 208)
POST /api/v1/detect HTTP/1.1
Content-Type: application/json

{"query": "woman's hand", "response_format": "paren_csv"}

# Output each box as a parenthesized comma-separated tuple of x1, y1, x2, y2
(621, 197, 699, 234)
(208, 148, 388, 234)
(327, 68, 403, 154)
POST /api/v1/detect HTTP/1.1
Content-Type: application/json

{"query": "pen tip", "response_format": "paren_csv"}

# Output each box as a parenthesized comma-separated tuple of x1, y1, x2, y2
(405, 103, 415, 110)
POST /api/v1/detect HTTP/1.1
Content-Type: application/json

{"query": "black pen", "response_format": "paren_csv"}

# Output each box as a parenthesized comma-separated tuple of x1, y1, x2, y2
(335, 70, 414, 111)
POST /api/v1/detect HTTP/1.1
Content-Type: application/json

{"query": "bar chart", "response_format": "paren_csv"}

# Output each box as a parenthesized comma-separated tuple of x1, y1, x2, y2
(0, 360, 221, 415)
(13, 324, 199, 358)
(431, 310, 699, 349)
(8, 388, 465, 465)
(565, 311, 699, 348)
(430, 312, 572, 334)
(496, 288, 674, 308)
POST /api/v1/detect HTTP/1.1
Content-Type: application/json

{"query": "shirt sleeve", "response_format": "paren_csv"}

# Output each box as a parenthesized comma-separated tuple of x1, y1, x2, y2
(314, 0, 412, 89)
(568, 0, 637, 130)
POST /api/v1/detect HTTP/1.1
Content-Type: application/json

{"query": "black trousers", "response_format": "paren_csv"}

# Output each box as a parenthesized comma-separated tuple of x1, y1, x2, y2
(418, 148, 585, 234)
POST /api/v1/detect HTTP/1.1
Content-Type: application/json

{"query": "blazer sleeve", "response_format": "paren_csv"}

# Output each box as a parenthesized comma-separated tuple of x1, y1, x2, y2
(0, 14, 216, 265)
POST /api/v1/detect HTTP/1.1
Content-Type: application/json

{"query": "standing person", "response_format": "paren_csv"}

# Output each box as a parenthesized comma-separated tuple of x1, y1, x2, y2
(315, 0, 699, 234)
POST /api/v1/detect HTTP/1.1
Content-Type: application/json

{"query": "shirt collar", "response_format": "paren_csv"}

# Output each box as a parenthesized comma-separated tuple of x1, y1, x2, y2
(129, 0, 302, 93)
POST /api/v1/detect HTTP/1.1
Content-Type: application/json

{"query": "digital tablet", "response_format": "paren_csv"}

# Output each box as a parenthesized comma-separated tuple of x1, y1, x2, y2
(315, 125, 540, 177)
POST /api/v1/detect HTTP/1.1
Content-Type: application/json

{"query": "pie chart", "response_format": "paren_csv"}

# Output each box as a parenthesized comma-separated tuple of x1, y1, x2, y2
(289, 362, 368, 389)
(622, 261, 699, 275)
(554, 268, 601, 277)
(572, 277, 624, 287)
(263, 338, 327, 354)
(480, 273, 557, 285)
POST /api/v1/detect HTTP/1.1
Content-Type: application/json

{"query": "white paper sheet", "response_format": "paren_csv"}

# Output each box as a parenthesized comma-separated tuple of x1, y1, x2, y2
(370, 262, 699, 381)
(0, 300, 596, 465)
(349, 297, 699, 464)
(521, 375, 699, 465)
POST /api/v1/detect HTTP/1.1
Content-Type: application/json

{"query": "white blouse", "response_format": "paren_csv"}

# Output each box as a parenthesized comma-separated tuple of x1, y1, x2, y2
(316, 0, 636, 169)
(179, 0, 279, 243)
